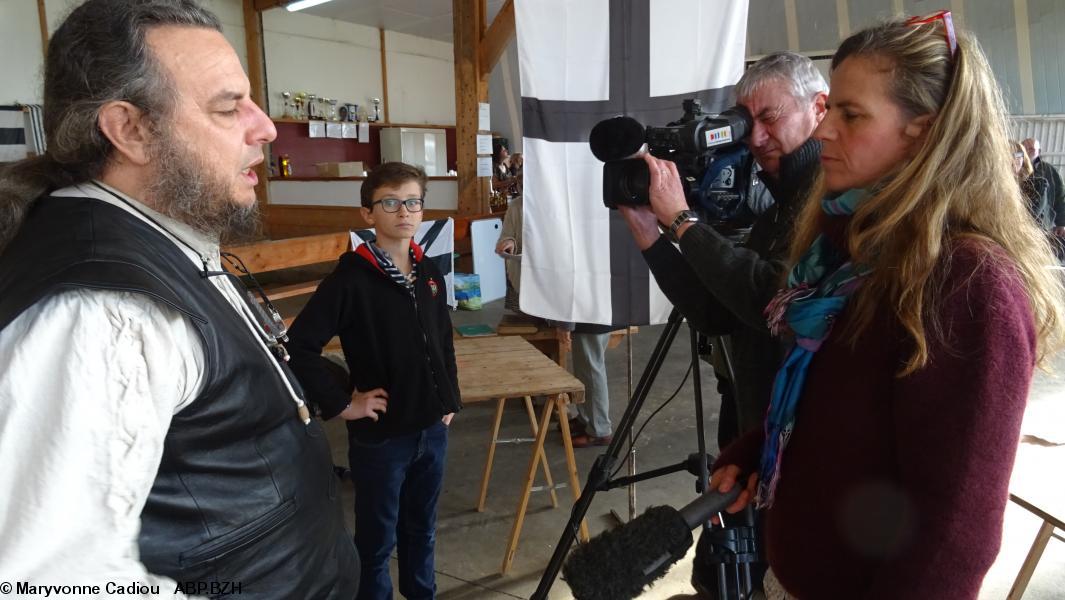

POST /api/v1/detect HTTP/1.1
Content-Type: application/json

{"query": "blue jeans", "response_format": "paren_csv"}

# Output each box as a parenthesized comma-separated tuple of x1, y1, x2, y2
(349, 420, 448, 600)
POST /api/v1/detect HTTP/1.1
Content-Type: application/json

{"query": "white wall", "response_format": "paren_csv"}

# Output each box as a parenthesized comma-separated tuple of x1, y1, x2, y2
(1, 1, 46, 104)
(261, 9, 456, 126)
(384, 30, 455, 125)
(1, 0, 248, 105)
(261, 8, 383, 119)
(200, 0, 248, 71)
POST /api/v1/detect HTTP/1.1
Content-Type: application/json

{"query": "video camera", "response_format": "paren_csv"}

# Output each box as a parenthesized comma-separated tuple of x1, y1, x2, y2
(588, 99, 753, 210)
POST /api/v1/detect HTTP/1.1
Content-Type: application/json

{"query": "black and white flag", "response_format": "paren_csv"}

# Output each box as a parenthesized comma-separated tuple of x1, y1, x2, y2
(0, 105, 45, 163)
(350, 218, 456, 307)
(0, 106, 28, 163)
(515, 0, 748, 326)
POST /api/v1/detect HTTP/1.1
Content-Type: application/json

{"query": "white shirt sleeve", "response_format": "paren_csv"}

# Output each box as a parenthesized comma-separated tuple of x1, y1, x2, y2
(0, 289, 205, 598)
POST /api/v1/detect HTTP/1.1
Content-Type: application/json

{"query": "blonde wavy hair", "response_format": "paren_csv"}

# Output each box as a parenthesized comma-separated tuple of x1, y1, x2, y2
(789, 18, 1065, 374)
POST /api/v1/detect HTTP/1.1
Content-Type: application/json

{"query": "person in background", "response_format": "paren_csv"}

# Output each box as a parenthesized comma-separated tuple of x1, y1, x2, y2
(492, 137, 521, 198)
(620, 52, 827, 453)
(1013, 140, 1054, 231)
(1023, 137, 1065, 260)
(698, 14, 1064, 598)
(287, 162, 462, 600)
(496, 195, 615, 448)
(1023, 138, 1065, 237)
(620, 51, 828, 597)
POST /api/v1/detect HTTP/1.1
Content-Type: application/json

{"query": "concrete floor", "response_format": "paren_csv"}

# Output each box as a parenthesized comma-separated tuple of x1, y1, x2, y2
(322, 298, 1065, 599)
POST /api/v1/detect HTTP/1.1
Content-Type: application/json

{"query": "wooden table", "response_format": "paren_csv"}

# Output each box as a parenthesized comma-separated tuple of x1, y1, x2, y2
(454, 335, 590, 573)
(1006, 442, 1065, 599)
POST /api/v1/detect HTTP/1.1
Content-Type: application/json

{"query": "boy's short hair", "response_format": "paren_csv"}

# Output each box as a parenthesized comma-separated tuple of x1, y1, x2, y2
(360, 162, 428, 208)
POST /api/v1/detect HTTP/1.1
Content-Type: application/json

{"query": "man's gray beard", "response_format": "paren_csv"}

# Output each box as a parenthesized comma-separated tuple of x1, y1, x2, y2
(144, 132, 261, 241)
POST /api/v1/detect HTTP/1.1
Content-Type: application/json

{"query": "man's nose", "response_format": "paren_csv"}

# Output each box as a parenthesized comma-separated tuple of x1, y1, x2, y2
(748, 121, 768, 147)
(246, 100, 277, 146)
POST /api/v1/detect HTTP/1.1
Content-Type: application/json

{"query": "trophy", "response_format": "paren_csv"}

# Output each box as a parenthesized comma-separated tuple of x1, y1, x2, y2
(339, 103, 358, 122)
(293, 92, 307, 120)
(369, 97, 382, 123)
(327, 98, 338, 121)
(307, 94, 319, 120)
(280, 91, 293, 119)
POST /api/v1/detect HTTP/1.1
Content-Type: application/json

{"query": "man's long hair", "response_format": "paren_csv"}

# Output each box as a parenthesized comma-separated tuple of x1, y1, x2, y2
(0, 0, 221, 252)
(789, 18, 1065, 373)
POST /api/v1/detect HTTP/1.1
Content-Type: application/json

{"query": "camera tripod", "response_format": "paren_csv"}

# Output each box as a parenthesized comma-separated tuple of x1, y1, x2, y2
(532, 307, 759, 600)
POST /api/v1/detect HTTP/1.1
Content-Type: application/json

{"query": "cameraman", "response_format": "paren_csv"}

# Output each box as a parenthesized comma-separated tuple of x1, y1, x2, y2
(622, 52, 826, 446)
(620, 53, 826, 596)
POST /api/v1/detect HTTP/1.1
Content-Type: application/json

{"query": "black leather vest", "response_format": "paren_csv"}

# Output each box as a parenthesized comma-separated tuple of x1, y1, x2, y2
(0, 196, 358, 599)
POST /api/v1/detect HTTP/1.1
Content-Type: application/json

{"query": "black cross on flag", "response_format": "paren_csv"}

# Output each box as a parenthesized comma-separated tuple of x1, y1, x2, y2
(514, 0, 748, 326)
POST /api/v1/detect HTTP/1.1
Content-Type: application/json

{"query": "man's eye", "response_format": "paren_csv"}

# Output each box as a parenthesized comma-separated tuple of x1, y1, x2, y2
(218, 109, 238, 116)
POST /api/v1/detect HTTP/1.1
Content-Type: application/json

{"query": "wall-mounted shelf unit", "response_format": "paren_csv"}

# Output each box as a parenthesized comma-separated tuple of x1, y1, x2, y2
(269, 119, 458, 178)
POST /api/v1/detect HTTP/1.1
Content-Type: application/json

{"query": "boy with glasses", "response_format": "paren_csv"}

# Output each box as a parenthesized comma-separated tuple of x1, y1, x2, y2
(288, 162, 462, 600)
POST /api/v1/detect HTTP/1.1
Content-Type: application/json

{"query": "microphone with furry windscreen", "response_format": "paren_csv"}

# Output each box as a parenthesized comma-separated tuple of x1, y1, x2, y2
(562, 487, 741, 600)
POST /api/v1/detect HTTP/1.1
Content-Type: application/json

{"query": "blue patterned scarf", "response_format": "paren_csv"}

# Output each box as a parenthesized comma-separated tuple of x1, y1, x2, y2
(757, 189, 872, 508)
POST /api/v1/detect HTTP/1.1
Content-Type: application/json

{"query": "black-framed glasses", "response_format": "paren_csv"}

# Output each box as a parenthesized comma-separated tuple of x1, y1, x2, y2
(371, 198, 425, 213)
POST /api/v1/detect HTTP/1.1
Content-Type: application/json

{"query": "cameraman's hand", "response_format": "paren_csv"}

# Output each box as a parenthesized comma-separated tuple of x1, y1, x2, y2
(618, 205, 662, 251)
(707, 464, 758, 524)
(340, 388, 389, 421)
(642, 153, 690, 227)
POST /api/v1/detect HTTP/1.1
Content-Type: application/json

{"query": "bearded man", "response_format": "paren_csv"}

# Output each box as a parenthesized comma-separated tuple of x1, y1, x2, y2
(0, 1, 358, 597)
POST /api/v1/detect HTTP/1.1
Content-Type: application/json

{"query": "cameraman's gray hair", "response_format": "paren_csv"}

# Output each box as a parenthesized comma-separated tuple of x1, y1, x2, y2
(0, 0, 221, 252)
(736, 51, 828, 103)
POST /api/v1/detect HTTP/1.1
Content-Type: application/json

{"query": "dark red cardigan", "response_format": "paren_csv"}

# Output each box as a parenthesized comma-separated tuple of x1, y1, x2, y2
(716, 222, 1037, 599)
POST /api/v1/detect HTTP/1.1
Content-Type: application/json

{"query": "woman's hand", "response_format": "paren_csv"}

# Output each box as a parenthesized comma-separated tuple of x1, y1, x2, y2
(340, 388, 388, 421)
(618, 205, 662, 251)
(707, 465, 758, 524)
(642, 153, 689, 226)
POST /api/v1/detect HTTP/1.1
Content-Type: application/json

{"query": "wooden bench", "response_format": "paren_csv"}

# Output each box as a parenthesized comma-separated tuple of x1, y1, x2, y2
(223, 231, 352, 328)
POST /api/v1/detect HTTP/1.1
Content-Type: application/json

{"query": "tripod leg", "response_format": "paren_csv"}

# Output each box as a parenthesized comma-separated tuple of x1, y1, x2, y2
(531, 309, 685, 599)
(690, 326, 709, 495)
(524, 395, 559, 508)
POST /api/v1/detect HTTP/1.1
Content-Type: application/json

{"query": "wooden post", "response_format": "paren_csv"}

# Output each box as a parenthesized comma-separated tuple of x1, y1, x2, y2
(452, 0, 490, 215)
(37, 0, 49, 58)
(243, 0, 272, 231)
(479, 0, 514, 73)
(379, 28, 390, 124)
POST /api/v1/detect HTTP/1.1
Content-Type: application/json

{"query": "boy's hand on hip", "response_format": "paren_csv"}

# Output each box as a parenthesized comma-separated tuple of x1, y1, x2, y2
(442, 413, 455, 426)
(342, 388, 389, 421)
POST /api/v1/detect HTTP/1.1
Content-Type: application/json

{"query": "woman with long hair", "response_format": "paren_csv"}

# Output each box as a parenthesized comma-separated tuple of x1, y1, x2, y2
(644, 13, 1065, 598)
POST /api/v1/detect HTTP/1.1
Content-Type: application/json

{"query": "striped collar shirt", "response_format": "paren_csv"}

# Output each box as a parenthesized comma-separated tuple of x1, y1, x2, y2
(366, 241, 418, 292)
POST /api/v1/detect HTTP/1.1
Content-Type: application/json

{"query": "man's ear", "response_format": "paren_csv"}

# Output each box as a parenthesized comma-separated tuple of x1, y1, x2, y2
(904, 114, 933, 140)
(360, 206, 374, 226)
(811, 92, 829, 123)
(97, 101, 153, 166)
